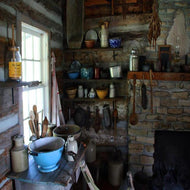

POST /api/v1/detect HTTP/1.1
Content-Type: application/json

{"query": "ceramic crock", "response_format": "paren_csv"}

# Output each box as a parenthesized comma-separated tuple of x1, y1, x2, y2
(11, 135, 28, 173)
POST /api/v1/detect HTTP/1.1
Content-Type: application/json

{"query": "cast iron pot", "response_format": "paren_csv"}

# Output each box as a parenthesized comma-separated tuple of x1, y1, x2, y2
(28, 137, 65, 173)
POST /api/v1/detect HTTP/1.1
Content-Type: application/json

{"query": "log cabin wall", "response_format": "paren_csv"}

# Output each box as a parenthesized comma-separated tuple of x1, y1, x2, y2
(0, 1, 64, 189)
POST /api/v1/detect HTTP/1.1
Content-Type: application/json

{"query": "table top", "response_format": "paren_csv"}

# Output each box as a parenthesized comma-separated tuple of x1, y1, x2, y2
(7, 144, 86, 187)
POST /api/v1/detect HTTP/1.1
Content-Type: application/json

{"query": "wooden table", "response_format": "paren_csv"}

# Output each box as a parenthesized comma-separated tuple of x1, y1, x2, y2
(7, 145, 86, 190)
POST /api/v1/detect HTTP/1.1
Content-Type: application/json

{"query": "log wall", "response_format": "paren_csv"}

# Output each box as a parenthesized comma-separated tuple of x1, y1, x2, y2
(0, 1, 64, 189)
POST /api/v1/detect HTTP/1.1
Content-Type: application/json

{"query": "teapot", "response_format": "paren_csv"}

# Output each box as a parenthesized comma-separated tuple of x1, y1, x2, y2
(88, 88, 96, 98)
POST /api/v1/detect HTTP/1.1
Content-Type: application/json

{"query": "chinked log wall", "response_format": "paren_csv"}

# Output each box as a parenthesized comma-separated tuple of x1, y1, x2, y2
(0, 1, 64, 189)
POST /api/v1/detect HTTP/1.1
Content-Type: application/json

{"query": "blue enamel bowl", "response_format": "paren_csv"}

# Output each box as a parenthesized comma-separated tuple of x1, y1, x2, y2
(68, 71, 79, 79)
(29, 137, 65, 173)
(109, 38, 121, 48)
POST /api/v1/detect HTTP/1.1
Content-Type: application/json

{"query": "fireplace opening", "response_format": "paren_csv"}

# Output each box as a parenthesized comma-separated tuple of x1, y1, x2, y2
(152, 130, 190, 190)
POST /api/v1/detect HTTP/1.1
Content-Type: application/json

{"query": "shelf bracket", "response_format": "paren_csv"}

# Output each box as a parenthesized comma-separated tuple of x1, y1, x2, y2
(12, 88, 14, 104)
(112, 50, 118, 61)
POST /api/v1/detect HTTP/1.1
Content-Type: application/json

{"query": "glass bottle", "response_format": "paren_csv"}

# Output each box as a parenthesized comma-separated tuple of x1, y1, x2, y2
(9, 47, 22, 81)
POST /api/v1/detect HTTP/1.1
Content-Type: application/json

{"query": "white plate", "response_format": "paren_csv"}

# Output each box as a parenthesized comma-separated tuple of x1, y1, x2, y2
(85, 29, 98, 42)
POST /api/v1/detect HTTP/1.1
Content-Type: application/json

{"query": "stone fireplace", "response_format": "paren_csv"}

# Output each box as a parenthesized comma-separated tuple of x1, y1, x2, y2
(152, 130, 190, 189)
(128, 80, 190, 176)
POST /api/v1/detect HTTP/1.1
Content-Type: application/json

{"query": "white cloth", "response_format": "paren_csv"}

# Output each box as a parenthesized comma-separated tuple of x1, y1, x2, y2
(51, 52, 65, 126)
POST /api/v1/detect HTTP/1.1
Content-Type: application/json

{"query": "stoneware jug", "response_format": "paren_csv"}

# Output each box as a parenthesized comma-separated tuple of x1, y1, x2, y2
(65, 135, 78, 161)
(11, 135, 28, 173)
(99, 24, 109, 48)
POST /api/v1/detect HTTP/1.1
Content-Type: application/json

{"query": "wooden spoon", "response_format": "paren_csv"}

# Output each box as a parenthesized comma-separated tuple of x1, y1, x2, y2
(129, 75, 138, 125)
(41, 116, 49, 137)
(113, 108, 118, 136)
(33, 105, 40, 138)
(149, 69, 153, 113)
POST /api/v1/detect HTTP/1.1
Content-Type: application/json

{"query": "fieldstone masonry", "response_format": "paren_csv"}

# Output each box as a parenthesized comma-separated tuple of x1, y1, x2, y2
(128, 0, 190, 176)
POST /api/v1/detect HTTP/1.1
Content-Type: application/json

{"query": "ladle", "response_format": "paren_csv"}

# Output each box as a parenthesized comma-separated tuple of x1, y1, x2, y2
(129, 75, 138, 125)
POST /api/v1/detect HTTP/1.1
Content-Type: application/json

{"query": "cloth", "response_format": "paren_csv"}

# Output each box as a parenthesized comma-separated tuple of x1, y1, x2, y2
(51, 52, 65, 126)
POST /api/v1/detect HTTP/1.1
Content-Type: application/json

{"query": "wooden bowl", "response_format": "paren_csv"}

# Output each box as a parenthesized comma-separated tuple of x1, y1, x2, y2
(66, 87, 77, 99)
(85, 40, 95, 48)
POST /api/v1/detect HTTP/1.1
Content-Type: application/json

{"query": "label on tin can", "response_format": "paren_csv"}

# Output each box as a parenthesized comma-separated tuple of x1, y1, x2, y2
(9, 62, 22, 79)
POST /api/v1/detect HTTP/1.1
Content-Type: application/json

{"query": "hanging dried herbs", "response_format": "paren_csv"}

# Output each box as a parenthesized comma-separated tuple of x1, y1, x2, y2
(147, 0, 162, 47)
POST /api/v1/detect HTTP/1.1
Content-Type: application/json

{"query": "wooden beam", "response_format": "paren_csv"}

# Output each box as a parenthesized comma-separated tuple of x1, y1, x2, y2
(0, 7, 16, 25)
(33, 0, 62, 16)
(127, 71, 190, 81)
(1, 1, 62, 32)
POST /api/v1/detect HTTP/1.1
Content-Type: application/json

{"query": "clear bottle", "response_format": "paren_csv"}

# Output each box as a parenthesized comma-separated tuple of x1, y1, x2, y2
(9, 47, 22, 81)
(129, 49, 138, 71)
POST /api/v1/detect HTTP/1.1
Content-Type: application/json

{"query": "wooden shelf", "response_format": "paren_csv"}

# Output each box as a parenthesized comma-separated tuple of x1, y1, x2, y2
(62, 96, 127, 102)
(127, 71, 190, 81)
(64, 47, 123, 53)
(0, 81, 41, 89)
(62, 78, 127, 83)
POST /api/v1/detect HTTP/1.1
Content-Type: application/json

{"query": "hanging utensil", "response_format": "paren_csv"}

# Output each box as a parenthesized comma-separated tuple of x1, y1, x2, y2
(41, 116, 49, 137)
(29, 111, 37, 141)
(113, 107, 118, 136)
(129, 75, 138, 125)
(149, 69, 153, 113)
(141, 75, 148, 110)
(33, 105, 40, 138)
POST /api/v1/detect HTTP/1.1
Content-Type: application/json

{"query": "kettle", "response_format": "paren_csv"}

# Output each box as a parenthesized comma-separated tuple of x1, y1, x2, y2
(65, 135, 78, 161)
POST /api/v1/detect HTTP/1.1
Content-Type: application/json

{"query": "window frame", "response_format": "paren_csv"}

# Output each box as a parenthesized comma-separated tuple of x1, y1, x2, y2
(16, 13, 51, 137)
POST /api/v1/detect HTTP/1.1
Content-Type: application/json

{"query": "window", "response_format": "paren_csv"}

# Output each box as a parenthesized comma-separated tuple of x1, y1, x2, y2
(21, 23, 49, 144)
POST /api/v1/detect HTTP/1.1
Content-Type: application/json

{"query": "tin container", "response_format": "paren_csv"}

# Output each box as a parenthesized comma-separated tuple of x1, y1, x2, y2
(109, 66, 122, 78)
(129, 49, 139, 71)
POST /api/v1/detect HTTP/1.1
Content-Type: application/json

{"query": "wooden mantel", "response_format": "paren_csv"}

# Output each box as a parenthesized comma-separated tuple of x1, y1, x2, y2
(127, 71, 190, 81)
